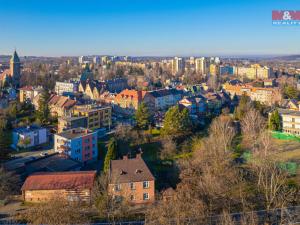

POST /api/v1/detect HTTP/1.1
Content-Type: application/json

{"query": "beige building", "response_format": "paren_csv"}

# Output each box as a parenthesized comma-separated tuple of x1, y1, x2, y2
(234, 64, 272, 80)
(195, 57, 206, 74)
(277, 109, 300, 136)
(19, 86, 43, 103)
(73, 104, 112, 130)
(223, 83, 282, 106)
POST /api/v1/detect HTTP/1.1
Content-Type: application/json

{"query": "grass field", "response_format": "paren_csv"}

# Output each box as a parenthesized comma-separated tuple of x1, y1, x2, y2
(273, 139, 300, 163)
(272, 138, 300, 180)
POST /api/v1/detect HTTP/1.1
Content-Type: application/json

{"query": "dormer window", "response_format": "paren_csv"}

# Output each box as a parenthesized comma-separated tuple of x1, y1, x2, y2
(120, 170, 126, 175)
(135, 169, 142, 174)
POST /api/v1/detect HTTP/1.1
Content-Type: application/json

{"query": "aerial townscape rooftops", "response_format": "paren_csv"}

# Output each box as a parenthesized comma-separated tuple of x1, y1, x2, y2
(1, 2, 300, 223)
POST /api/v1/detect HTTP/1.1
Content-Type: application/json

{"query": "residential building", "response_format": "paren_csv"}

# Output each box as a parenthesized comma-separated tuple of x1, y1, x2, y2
(19, 86, 43, 103)
(106, 78, 128, 93)
(78, 56, 87, 64)
(11, 125, 47, 150)
(48, 94, 77, 117)
(143, 88, 182, 111)
(93, 56, 100, 65)
(55, 80, 79, 95)
(79, 80, 106, 100)
(21, 171, 96, 203)
(171, 57, 184, 75)
(281, 99, 300, 111)
(114, 89, 147, 113)
(195, 57, 206, 74)
(179, 95, 207, 115)
(219, 65, 234, 75)
(54, 128, 98, 163)
(58, 116, 88, 133)
(223, 83, 282, 106)
(234, 64, 272, 80)
(275, 108, 300, 136)
(209, 64, 219, 76)
(109, 154, 155, 204)
(204, 92, 223, 114)
(73, 104, 112, 130)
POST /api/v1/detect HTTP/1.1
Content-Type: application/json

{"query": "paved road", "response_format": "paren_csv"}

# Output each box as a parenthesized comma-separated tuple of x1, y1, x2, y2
(4, 149, 55, 171)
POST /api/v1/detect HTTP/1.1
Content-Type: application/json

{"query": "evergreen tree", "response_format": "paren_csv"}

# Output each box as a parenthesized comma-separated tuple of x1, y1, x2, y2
(36, 90, 50, 124)
(233, 93, 250, 120)
(161, 105, 191, 137)
(103, 137, 118, 173)
(269, 109, 281, 131)
(135, 102, 151, 130)
(0, 130, 11, 160)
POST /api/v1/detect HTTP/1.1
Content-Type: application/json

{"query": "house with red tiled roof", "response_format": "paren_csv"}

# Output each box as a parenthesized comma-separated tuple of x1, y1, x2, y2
(21, 171, 96, 203)
(48, 94, 77, 117)
(114, 89, 147, 114)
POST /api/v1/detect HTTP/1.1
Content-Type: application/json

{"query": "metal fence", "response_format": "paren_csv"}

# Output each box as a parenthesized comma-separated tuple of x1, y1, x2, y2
(1, 206, 299, 225)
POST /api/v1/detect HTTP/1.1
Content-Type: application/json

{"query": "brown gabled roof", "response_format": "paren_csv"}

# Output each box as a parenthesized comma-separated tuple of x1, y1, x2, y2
(48, 94, 77, 109)
(110, 155, 154, 183)
(21, 171, 96, 191)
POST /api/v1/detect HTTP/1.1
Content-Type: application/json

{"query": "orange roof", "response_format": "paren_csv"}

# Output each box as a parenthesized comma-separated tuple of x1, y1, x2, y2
(21, 171, 96, 191)
(19, 86, 34, 91)
(115, 89, 146, 102)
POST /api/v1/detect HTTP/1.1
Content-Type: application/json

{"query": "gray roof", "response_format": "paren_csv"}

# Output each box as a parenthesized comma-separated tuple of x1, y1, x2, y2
(278, 108, 300, 117)
(110, 156, 154, 183)
(148, 89, 182, 98)
(57, 127, 95, 139)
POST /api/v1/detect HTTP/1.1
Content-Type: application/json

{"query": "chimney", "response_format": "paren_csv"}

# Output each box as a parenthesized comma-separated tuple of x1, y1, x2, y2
(136, 148, 143, 158)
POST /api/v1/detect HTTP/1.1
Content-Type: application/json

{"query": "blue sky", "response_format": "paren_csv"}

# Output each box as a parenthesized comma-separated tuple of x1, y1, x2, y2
(0, 0, 299, 56)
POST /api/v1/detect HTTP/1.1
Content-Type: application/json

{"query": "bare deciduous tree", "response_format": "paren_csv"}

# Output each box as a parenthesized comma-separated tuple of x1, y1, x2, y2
(0, 167, 20, 200)
(252, 161, 298, 211)
(160, 137, 177, 160)
(209, 115, 236, 152)
(241, 108, 266, 150)
(15, 197, 91, 225)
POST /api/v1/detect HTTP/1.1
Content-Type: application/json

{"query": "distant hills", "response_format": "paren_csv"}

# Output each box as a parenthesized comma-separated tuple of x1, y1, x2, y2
(271, 55, 300, 61)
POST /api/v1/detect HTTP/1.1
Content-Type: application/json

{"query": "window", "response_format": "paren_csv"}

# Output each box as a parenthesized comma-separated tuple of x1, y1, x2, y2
(130, 182, 135, 190)
(143, 193, 149, 200)
(114, 184, 121, 192)
(143, 181, 150, 189)
(130, 195, 135, 201)
(75, 148, 81, 154)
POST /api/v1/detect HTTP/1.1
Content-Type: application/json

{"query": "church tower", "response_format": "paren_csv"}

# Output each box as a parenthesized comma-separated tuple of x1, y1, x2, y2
(10, 50, 21, 87)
